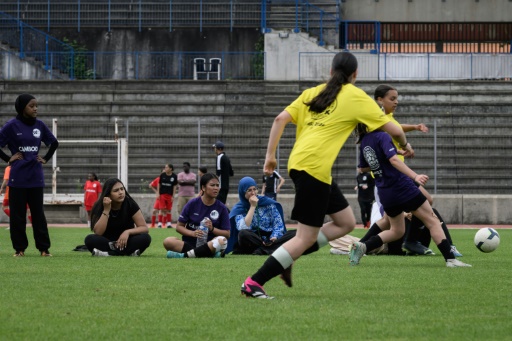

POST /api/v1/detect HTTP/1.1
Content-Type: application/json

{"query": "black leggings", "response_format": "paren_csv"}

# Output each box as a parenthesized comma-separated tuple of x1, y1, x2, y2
(84, 233, 152, 255)
(9, 187, 50, 253)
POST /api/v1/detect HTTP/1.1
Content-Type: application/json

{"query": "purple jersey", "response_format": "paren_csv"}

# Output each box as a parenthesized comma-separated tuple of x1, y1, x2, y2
(178, 197, 230, 245)
(0, 118, 57, 188)
(358, 131, 420, 208)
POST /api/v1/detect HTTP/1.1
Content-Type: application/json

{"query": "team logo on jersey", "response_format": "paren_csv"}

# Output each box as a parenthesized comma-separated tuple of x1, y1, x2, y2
(362, 176, 367, 181)
(362, 146, 379, 171)
(32, 129, 41, 138)
(210, 210, 219, 220)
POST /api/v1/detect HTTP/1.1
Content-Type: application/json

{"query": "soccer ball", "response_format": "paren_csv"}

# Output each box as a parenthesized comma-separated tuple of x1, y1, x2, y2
(474, 228, 500, 253)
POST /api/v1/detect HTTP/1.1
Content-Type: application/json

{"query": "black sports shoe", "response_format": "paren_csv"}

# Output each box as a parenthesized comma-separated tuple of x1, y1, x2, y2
(279, 265, 293, 287)
(241, 277, 274, 299)
(402, 241, 434, 256)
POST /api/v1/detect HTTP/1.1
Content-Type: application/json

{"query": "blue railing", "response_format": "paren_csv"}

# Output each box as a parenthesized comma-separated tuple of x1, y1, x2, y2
(0, 11, 75, 78)
(0, 1, 339, 45)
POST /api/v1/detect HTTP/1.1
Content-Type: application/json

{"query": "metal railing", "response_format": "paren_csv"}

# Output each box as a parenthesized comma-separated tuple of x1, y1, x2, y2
(0, 11, 75, 77)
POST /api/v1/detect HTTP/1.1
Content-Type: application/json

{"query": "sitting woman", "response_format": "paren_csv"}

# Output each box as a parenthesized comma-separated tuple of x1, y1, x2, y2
(164, 173, 230, 258)
(226, 176, 295, 255)
(85, 178, 151, 256)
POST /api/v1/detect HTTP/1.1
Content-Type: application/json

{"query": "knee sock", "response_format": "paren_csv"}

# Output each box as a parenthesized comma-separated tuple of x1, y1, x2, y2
(158, 214, 163, 224)
(186, 243, 212, 258)
(252, 246, 294, 286)
(433, 208, 453, 245)
(151, 216, 156, 225)
(3, 208, 10, 217)
(364, 235, 383, 253)
(360, 223, 382, 243)
(437, 239, 455, 260)
(302, 231, 328, 255)
(167, 213, 172, 224)
(28, 215, 32, 224)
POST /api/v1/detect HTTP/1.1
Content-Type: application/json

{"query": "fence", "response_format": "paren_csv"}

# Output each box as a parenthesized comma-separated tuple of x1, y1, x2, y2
(299, 52, 512, 81)
(45, 118, 512, 196)
(340, 21, 512, 53)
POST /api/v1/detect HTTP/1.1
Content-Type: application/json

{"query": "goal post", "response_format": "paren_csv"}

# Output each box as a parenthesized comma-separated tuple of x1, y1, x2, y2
(51, 119, 128, 201)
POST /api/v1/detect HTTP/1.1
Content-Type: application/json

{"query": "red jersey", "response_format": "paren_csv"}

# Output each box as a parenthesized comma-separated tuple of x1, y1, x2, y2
(150, 177, 160, 189)
(84, 180, 102, 209)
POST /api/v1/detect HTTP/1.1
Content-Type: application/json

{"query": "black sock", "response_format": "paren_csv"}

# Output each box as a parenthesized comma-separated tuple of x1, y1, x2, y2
(190, 244, 213, 258)
(433, 208, 453, 245)
(360, 223, 382, 243)
(437, 239, 454, 260)
(251, 256, 285, 286)
(364, 235, 383, 253)
(405, 216, 423, 243)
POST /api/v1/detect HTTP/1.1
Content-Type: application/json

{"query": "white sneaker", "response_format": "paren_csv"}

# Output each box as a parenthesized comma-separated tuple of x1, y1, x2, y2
(157, 222, 162, 228)
(446, 259, 472, 268)
(130, 249, 141, 257)
(330, 247, 349, 255)
(92, 248, 109, 257)
(166, 222, 172, 228)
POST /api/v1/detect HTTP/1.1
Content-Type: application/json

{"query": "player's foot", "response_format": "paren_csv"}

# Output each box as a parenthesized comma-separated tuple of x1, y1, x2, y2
(330, 247, 349, 255)
(166, 222, 173, 228)
(149, 224, 155, 228)
(13, 251, 25, 257)
(402, 241, 434, 256)
(241, 277, 274, 299)
(157, 222, 163, 228)
(349, 242, 366, 266)
(279, 265, 293, 287)
(130, 249, 141, 257)
(41, 251, 52, 257)
(450, 245, 463, 257)
(92, 248, 109, 257)
(166, 251, 184, 258)
(446, 259, 472, 268)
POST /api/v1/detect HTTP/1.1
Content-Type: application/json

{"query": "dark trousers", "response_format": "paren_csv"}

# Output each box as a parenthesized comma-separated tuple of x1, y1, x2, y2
(217, 187, 229, 204)
(9, 187, 50, 253)
(235, 229, 319, 256)
(358, 198, 373, 225)
(84, 233, 152, 255)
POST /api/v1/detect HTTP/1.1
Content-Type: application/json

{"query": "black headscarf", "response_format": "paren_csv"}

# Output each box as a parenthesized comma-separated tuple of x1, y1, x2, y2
(15, 93, 36, 125)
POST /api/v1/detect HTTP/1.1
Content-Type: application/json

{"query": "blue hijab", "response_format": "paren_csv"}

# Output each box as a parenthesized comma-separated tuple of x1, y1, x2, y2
(226, 176, 285, 254)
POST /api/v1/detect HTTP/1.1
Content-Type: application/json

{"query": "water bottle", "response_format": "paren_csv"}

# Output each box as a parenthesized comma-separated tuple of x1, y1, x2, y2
(196, 218, 209, 247)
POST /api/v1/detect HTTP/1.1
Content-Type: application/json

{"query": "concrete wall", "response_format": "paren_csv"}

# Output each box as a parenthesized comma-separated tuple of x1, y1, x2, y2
(341, 0, 512, 22)
(3, 193, 506, 225)
(264, 30, 334, 81)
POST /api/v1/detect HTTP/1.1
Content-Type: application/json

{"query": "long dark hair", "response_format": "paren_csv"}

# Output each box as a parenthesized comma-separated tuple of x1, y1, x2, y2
(355, 123, 369, 145)
(89, 172, 98, 181)
(374, 84, 396, 100)
(90, 178, 133, 230)
(306, 52, 358, 113)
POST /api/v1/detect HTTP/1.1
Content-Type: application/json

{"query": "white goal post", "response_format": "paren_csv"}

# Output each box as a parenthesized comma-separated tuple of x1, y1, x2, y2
(51, 118, 128, 201)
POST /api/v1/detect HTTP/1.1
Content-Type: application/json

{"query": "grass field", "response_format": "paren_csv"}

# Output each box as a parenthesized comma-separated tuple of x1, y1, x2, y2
(0, 227, 510, 341)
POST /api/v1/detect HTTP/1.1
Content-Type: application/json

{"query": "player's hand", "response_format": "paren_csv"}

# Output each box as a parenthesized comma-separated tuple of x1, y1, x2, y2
(116, 231, 129, 250)
(9, 152, 23, 164)
(249, 194, 259, 207)
(103, 197, 112, 210)
(414, 174, 429, 186)
(402, 143, 415, 159)
(36, 156, 46, 164)
(417, 123, 429, 133)
(263, 156, 277, 176)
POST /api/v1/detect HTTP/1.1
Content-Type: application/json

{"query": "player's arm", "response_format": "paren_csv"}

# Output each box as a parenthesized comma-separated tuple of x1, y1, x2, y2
(380, 122, 414, 158)
(176, 221, 195, 238)
(265, 110, 292, 175)
(261, 178, 266, 195)
(277, 175, 285, 193)
(401, 123, 428, 133)
(389, 155, 428, 186)
(0, 179, 7, 195)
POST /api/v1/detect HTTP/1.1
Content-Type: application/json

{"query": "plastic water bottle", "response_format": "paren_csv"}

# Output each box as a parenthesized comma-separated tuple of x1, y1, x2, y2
(196, 218, 209, 247)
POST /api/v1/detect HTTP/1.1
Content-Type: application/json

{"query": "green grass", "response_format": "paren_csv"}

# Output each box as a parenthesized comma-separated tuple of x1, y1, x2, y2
(0, 227, 510, 340)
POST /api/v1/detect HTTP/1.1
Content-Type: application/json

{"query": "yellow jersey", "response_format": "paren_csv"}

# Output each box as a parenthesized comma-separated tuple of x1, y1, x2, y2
(386, 113, 405, 162)
(285, 83, 391, 184)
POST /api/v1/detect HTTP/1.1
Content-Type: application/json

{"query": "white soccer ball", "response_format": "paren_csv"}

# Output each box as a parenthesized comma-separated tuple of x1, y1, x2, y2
(474, 227, 500, 253)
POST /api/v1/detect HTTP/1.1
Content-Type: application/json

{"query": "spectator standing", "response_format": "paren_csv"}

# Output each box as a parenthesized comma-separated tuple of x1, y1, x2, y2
(261, 170, 285, 200)
(0, 93, 59, 257)
(213, 141, 233, 204)
(83, 172, 102, 227)
(157, 164, 178, 228)
(355, 171, 375, 228)
(177, 162, 197, 214)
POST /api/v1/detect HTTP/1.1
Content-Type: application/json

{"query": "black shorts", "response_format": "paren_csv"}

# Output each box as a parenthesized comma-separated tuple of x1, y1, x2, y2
(289, 170, 349, 227)
(384, 192, 427, 218)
